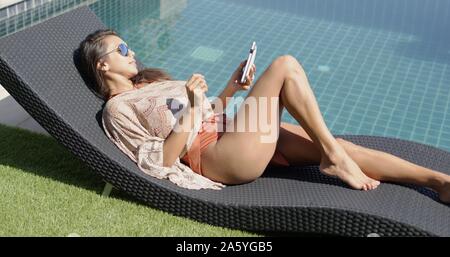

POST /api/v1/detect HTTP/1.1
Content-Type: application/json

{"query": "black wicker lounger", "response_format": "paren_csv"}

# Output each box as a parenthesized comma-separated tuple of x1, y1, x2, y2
(1, 6, 449, 237)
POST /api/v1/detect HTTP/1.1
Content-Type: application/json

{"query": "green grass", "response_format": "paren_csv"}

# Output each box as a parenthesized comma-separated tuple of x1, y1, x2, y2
(0, 124, 259, 237)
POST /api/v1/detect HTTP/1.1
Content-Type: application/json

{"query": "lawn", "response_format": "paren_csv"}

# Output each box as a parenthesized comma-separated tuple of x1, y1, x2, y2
(0, 124, 259, 237)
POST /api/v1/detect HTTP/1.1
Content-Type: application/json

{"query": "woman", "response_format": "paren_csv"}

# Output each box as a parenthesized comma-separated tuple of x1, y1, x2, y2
(79, 29, 450, 202)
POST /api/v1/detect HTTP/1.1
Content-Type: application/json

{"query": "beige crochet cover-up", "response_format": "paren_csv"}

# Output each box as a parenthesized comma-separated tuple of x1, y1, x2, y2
(102, 80, 226, 190)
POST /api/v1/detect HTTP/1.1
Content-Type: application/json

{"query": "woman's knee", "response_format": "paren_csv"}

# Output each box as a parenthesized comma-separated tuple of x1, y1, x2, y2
(271, 55, 305, 75)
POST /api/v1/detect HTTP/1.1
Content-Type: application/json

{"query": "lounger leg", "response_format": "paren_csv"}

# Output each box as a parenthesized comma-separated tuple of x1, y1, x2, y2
(102, 182, 113, 197)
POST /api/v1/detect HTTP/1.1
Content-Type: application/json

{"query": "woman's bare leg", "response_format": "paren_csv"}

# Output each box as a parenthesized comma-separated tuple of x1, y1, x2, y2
(273, 122, 321, 166)
(336, 139, 450, 203)
(273, 122, 450, 203)
(203, 55, 379, 190)
(276, 56, 379, 190)
(202, 57, 287, 184)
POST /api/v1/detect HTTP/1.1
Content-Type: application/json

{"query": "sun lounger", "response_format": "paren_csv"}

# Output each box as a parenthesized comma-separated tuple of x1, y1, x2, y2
(1, 6, 449, 236)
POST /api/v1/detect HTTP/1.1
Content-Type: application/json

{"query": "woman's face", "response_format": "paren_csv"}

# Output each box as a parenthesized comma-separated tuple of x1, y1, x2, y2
(96, 35, 138, 79)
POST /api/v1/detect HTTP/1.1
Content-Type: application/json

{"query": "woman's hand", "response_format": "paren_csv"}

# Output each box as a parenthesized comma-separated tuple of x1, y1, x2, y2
(229, 60, 256, 91)
(185, 73, 208, 108)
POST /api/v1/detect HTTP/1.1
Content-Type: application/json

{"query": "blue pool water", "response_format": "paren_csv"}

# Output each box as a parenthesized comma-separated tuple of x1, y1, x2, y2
(3, 0, 450, 152)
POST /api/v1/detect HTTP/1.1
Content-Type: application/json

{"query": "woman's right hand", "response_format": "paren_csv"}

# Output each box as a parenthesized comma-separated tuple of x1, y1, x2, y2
(185, 73, 208, 108)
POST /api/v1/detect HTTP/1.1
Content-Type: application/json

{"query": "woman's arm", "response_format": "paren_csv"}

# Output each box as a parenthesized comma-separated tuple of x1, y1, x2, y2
(162, 106, 197, 167)
(210, 82, 239, 114)
(163, 74, 207, 167)
(210, 60, 256, 114)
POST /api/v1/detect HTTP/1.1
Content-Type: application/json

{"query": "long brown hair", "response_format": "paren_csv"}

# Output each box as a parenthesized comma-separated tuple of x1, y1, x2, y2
(131, 68, 172, 86)
(78, 29, 172, 100)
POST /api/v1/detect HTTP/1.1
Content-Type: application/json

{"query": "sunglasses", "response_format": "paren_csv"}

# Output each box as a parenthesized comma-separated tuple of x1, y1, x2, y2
(98, 43, 130, 60)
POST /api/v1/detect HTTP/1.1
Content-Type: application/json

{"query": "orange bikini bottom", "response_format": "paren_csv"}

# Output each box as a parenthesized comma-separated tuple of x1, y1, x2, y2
(180, 113, 290, 175)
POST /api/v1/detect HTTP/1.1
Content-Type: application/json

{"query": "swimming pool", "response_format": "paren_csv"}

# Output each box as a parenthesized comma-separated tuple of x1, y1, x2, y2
(3, 0, 450, 152)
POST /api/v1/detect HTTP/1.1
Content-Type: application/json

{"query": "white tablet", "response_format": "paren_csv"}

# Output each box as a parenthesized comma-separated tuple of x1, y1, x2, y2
(240, 41, 257, 84)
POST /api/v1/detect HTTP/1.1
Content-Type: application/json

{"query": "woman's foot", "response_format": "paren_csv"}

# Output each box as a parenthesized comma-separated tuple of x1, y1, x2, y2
(319, 147, 380, 190)
(435, 176, 450, 204)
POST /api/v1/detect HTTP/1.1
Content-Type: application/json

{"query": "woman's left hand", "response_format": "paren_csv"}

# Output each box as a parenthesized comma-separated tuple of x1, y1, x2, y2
(229, 60, 256, 91)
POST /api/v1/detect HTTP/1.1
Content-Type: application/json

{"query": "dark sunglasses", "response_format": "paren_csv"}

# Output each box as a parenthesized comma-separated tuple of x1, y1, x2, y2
(98, 43, 130, 60)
